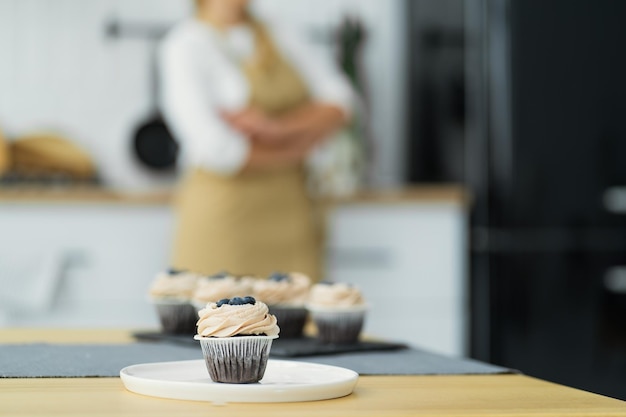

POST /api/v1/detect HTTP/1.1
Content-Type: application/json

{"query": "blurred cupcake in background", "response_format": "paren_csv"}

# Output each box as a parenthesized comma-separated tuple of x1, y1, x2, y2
(253, 272, 311, 338)
(307, 281, 367, 344)
(148, 268, 200, 334)
(191, 271, 256, 308)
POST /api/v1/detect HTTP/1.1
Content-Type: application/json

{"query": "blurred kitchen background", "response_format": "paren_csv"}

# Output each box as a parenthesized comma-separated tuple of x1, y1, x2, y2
(2, 0, 626, 401)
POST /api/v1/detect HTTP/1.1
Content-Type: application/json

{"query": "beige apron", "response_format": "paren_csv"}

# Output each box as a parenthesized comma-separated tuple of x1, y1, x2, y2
(171, 21, 321, 279)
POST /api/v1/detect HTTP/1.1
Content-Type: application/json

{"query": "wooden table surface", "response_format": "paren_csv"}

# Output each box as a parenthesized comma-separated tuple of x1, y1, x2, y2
(2, 329, 626, 417)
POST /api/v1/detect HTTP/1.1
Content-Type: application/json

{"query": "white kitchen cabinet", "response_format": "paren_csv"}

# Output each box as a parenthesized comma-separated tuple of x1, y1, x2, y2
(324, 192, 468, 356)
(0, 197, 173, 328)
(0, 187, 467, 357)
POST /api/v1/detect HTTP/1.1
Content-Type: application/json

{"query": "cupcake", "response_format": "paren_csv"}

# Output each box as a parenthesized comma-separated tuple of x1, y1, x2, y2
(307, 281, 367, 344)
(194, 296, 279, 383)
(191, 271, 255, 308)
(253, 272, 311, 338)
(148, 268, 199, 334)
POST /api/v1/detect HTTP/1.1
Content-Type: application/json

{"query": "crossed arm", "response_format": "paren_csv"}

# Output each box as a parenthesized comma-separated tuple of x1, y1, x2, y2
(222, 103, 347, 171)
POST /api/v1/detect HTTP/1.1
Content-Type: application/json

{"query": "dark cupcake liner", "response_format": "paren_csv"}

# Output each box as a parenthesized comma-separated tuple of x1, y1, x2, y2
(153, 301, 198, 335)
(310, 310, 366, 344)
(268, 306, 308, 339)
(196, 336, 276, 383)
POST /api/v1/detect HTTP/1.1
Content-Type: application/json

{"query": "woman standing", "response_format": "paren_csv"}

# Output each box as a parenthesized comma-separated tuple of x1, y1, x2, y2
(159, 0, 354, 279)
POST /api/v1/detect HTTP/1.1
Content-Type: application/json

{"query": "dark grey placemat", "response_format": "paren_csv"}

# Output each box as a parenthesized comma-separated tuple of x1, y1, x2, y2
(0, 343, 202, 378)
(0, 342, 514, 378)
(294, 348, 515, 375)
(133, 331, 409, 357)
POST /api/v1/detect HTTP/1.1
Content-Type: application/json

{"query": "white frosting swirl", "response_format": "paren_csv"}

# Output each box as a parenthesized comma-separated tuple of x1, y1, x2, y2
(149, 271, 199, 299)
(252, 272, 311, 306)
(196, 301, 280, 337)
(307, 282, 365, 308)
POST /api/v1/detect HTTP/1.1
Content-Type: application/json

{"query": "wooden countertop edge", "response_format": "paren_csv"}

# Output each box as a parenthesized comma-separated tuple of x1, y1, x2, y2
(0, 187, 173, 205)
(326, 185, 469, 206)
(0, 185, 469, 206)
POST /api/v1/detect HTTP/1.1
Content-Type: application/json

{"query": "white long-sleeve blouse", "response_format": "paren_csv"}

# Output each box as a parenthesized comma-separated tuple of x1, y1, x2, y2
(158, 18, 355, 175)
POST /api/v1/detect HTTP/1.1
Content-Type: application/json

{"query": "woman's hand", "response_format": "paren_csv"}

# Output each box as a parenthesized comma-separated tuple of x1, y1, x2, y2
(224, 103, 347, 146)
(222, 103, 348, 171)
(222, 108, 289, 145)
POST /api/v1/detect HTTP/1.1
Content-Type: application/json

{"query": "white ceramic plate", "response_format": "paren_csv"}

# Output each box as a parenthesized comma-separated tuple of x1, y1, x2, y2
(120, 359, 358, 403)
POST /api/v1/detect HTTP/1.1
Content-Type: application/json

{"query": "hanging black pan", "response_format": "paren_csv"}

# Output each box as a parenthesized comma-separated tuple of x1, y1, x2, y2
(107, 18, 179, 171)
(132, 111, 178, 170)
(132, 29, 179, 171)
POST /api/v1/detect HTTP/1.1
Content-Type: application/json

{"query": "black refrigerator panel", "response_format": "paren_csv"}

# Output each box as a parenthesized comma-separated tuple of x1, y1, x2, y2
(489, 0, 626, 229)
(464, 0, 626, 402)
(484, 251, 626, 400)
(405, 0, 466, 184)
